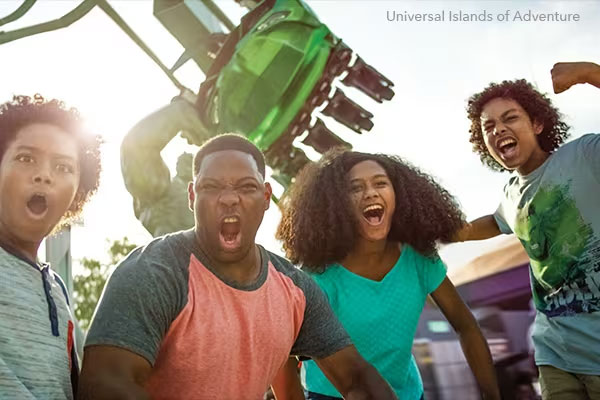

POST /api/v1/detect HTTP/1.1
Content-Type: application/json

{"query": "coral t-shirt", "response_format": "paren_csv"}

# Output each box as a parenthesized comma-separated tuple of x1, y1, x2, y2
(86, 230, 351, 399)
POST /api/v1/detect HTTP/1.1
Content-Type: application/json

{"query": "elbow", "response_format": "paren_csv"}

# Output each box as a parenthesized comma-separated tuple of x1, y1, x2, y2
(120, 136, 137, 175)
(452, 310, 482, 339)
(120, 134, 138, 163)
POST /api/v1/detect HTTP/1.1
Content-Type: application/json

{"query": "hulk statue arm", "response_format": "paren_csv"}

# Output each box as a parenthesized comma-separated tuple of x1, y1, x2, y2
(120, 98, 209, 204)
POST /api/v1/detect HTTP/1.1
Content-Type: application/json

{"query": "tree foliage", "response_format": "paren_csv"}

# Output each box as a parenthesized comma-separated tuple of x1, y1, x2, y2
(73, 237, 137, 330)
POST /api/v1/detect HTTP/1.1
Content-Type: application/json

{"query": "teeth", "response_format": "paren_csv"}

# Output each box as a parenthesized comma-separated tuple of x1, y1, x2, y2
(363, 204, 383, 213)
(497, 138, 516, 148)
(223, 217, 239, 223)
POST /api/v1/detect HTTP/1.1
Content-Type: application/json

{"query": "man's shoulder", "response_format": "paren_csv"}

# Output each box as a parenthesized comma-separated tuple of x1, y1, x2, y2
(130, 230, 191, 256)
(115, 230, 193, 277)
(263, 248, 295, 271)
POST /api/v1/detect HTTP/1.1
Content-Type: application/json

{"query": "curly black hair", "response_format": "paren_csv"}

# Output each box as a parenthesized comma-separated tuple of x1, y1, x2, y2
(467, 79, 571, 171)
(276, 149, 465, 271)
(0, 94, 102, 223)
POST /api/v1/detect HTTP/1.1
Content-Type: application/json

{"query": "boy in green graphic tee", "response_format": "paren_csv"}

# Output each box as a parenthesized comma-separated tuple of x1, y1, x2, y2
(453, 61, 600, 399)
(272, 149, 500, 400)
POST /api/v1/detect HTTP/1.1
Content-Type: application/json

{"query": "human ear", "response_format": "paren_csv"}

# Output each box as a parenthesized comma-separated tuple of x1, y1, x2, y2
(263, 182, 273, 211)
(68, 190, 84, 212)
(188, 181, 195, 211)
(533, 120, 544, 135)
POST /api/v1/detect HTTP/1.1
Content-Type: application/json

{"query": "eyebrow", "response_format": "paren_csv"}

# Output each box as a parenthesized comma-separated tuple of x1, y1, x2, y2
(236, 177, 260, 185)
(350, 174, 389, 183)
(197, 176, 260, 184)
(500, 108, 519, 118)
(482, 108, 519, 125)
(15, 145, 77, 161)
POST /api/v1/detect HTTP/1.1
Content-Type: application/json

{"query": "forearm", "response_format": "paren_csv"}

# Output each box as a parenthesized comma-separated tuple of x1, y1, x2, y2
(271, 358, 305, 400)
(455, 215, 501, 242)
(457, 327, 500, 400)
(77, 375, 150, 400)
(581, 62, 600, 88)
(344, 364, 397, 400)
(552, 62, 600, 93)
(123, 100, 198, 151)
(315, 346, 396, 399)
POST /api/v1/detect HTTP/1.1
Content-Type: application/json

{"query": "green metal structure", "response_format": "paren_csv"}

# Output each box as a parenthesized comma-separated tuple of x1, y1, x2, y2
(1, 0, 395, 188)
(0, 0, 396, 273)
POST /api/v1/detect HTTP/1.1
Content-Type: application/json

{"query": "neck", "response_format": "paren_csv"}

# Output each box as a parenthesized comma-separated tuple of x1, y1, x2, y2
(518, 148, 550, 175)
(0, 224, 40, 264)
(341, 238, 400, 280)
(195, 231, 262, 286)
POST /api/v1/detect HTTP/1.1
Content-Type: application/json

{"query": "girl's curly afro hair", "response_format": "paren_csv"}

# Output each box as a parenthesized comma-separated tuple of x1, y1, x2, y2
(276, 149, 465, 271)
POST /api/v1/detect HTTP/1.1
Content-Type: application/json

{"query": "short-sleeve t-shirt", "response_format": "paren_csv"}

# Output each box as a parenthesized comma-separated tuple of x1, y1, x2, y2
(0, 245, 77, 400)
(494, 134, 600, 374)
(85, 230, 351, 399)
(302, 245, 447, 399)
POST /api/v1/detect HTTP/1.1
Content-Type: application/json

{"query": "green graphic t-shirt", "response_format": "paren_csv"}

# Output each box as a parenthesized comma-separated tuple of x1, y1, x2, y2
(494, 134, 600, 374)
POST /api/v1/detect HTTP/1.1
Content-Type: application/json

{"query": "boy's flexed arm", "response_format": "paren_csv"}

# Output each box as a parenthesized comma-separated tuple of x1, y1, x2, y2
(451, 214, 502, 242)
(551, 62, 600, 94)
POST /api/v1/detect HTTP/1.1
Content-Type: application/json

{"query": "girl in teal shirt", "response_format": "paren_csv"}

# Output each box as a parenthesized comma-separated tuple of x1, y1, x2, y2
(272, 150, 500, 400)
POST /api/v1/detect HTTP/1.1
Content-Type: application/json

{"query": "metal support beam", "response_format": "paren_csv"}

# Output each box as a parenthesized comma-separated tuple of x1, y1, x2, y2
(0, 0, 37, 28)
(0, 0, 188, 91)
(0, 0, 95, 45)
(96, 0, 186, 90)
(201, 0, 235, 31)
(45, 226, 73, 295)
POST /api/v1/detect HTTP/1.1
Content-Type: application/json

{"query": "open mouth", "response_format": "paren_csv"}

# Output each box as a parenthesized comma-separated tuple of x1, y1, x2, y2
(496, 137, 518, 159)
(362, 204, 384, 226)
(27, 193, 48, 216)
(219, 216, 242, 250)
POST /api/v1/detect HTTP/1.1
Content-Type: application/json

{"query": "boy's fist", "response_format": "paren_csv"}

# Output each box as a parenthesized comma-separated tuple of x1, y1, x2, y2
(551, 62, 595, 93)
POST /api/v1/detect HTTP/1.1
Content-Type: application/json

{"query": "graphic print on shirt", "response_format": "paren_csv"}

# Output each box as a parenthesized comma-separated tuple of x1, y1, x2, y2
(514, 182, 600, 317)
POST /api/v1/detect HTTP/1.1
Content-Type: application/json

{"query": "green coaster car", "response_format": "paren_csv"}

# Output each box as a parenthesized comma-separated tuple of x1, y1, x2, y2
(197, 0, 394, 187)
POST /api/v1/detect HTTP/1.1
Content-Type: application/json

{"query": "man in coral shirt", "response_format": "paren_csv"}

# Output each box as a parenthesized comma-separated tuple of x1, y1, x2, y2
(79, 134, 396, 400)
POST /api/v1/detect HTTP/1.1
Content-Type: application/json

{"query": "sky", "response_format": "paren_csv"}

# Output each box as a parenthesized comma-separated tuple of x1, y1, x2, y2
(0, 0, 598, 274)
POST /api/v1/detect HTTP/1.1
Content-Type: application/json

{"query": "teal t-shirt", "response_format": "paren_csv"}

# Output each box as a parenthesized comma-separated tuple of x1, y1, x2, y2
(494, 134, 600, 375)
(301, 245, 447, 399)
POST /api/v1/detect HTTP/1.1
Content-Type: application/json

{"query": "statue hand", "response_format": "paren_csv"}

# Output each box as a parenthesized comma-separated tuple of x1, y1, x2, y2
(170, 96, 212, 146)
